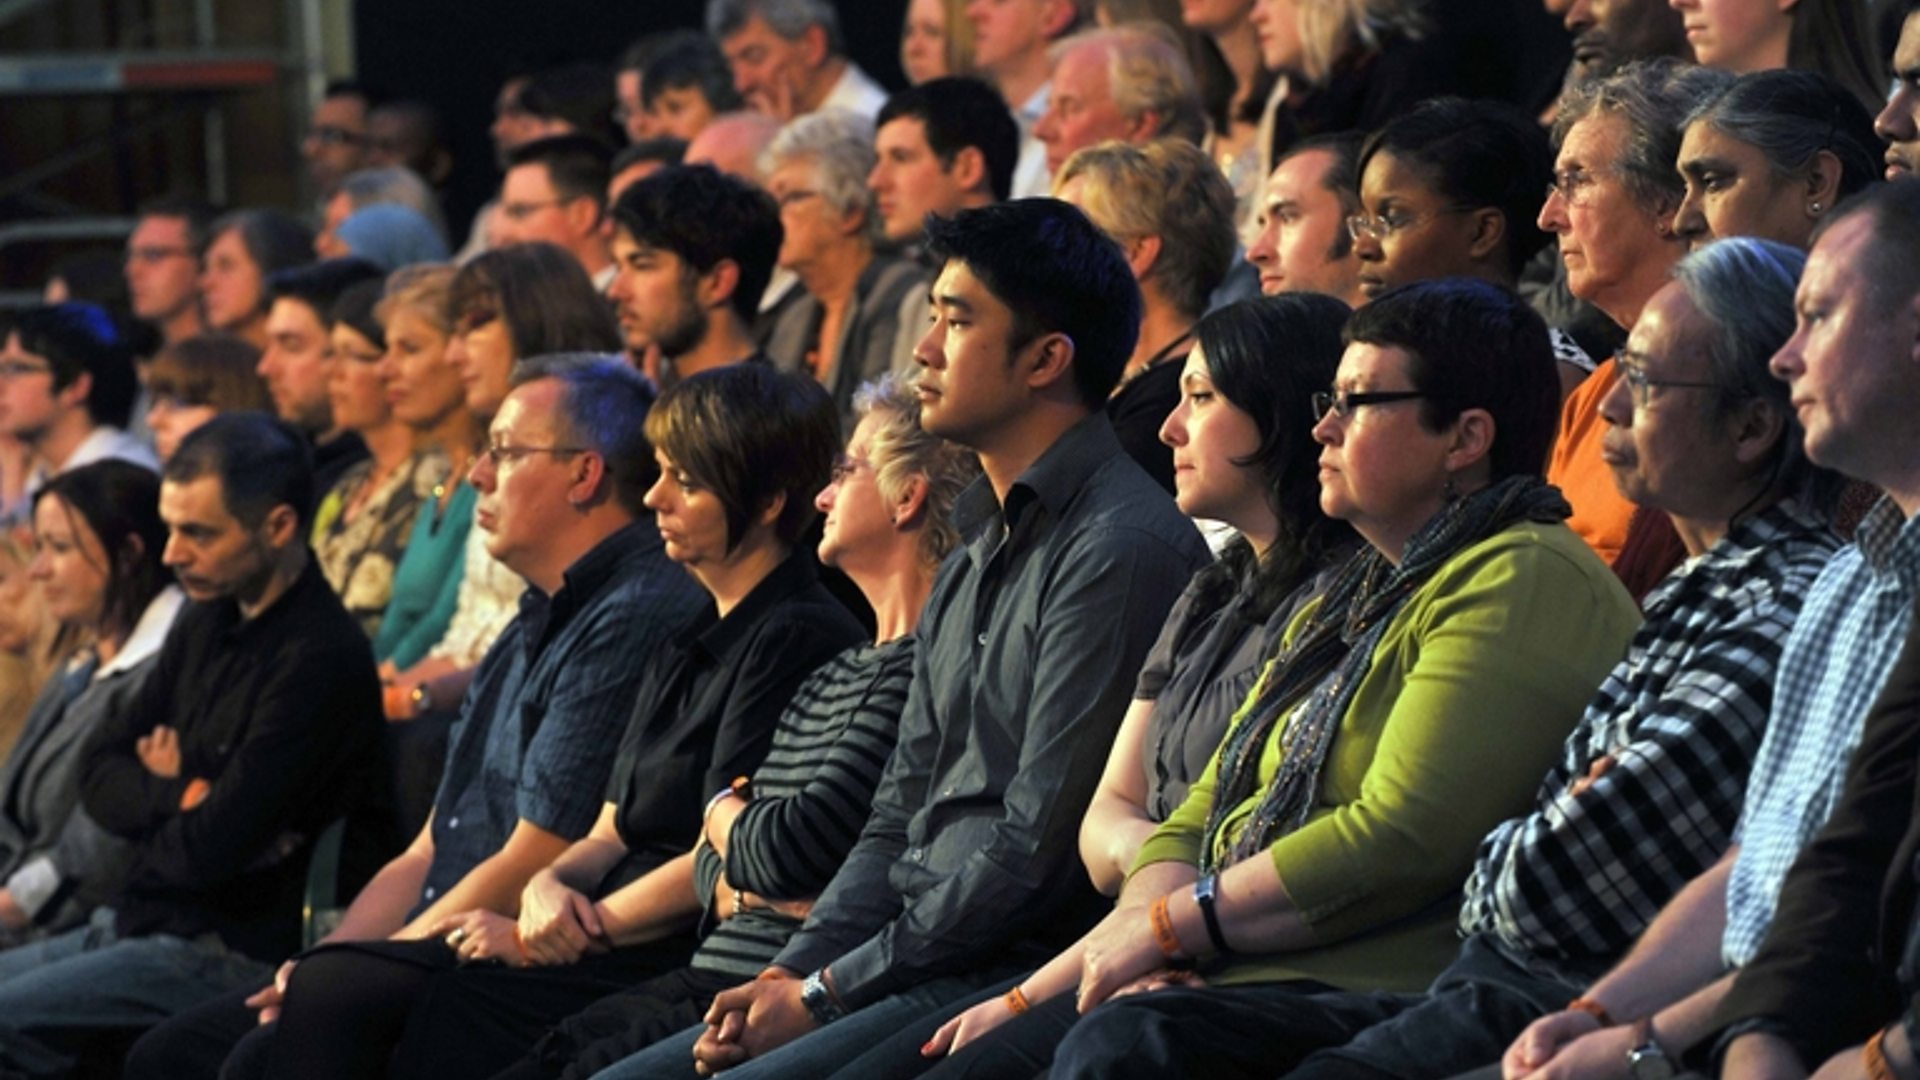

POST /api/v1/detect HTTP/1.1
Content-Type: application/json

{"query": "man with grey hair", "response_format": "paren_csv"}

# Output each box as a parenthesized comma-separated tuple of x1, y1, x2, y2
(1043, 238, 1846, 1080)
(707, 0, 885, 122)
(1033, 26, 1206, 176)
(121, 355, 708, 1078)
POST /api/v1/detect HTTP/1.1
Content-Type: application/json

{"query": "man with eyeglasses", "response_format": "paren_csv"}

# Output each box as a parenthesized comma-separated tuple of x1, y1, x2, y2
(0, 303, 155, 528)
(301, 81, 372, 198)
(491, 135, 617, 292)
(124, 197, 213, 349)
(123, 355, 708, 1080)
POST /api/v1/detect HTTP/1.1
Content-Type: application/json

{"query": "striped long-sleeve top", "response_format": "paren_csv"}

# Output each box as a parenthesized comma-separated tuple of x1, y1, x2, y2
(689, 636, 915, 980)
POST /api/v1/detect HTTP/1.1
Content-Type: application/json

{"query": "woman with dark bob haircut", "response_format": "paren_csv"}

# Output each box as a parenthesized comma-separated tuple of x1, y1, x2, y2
(0, 461, 183, 944)
(249, 364, 866, 1079)
(933, 279, 1640, 1080)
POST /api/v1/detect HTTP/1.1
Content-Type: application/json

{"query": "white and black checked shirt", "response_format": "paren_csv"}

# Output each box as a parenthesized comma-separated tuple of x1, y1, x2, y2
(1458, 501, 1840, 972)
(1722, 498, 1920, 966)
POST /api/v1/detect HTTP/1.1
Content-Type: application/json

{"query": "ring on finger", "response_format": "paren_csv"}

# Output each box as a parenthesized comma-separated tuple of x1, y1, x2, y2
(446, 927, 469, 948)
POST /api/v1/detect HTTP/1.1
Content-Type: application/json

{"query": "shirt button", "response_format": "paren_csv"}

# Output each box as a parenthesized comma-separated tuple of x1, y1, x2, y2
(447, 817, 459, 829)
(907, 847, 923, 862)
(975, 632, 987, 647)
(423, 887, 436, 900)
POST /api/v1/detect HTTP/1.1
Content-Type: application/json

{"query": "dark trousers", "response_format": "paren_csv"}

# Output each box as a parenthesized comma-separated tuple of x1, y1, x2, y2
(486, 966, 737, 1080)
(122, 984, 268, 1080)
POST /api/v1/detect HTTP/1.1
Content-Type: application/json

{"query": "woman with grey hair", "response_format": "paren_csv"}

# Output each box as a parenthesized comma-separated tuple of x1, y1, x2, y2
(759, 109, 929, 434)
(1672, 68, 1883, 251)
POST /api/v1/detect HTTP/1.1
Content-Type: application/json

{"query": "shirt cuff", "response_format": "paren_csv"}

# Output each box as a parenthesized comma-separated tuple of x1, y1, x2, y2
(7, 856, 61, 920)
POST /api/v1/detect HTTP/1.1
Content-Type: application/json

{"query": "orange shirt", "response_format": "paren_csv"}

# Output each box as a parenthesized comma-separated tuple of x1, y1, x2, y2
(1548, 358, 1636, 565)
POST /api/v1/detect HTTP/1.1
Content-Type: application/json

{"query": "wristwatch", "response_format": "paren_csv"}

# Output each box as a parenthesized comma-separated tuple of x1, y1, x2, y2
(409, 682, 434, 716)
(800, 969, 848, 1026)
(1192, 873, 1234, 955)
(1626, 1016, 1677, 1080)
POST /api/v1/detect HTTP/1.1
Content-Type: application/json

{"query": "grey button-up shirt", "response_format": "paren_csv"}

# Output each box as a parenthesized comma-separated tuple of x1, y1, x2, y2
(775, 412, 1210, 1009)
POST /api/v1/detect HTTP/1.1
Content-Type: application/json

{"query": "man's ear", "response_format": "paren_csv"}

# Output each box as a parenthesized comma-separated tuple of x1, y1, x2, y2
(568, 450, 612, 509)
(697, 258, 743, 312)
(259, 503, 300, 550)
(1023, 331, 1077, 393)
(55, 371, 92, 412)
(949, 146, 988, 194)
(798, 23, 831, 67)
(1040, 0, 1079, 40)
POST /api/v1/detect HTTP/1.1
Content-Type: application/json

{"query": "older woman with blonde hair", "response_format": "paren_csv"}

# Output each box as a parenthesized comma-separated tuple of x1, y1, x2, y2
(760, 110, 928, 433)
(1052, 139, 1237, 492)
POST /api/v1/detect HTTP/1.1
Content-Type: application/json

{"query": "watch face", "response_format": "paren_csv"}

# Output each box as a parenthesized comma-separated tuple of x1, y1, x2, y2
(1628, 1047, 1678, 1080)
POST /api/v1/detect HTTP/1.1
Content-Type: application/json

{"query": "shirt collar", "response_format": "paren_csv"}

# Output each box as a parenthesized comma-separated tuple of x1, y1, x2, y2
(952, 411, 1123, 538)
(1641, 498, 1833, 613)
(97, 585, 185, 680)
(538, 521, 662, 629)
(218, 554, 330, 641)
(1853, 496, 1920, 587)
(691, 547, 822, 659)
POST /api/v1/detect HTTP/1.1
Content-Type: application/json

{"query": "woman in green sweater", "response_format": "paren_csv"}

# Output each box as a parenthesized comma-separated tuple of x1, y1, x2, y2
(908, 279, 1641, 1080)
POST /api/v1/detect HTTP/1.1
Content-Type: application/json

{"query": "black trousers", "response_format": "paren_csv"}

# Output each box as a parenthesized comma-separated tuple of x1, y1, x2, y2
(486, 966, 737, 1080)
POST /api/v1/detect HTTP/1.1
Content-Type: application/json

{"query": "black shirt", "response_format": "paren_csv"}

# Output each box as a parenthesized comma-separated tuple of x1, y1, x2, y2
(78, 556, 383, 962)
(775, 413, 1211, 1009)
(597, 550, 865, 895)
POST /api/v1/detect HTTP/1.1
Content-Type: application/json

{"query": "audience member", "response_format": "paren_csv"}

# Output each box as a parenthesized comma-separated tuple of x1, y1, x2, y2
(1348, 98, 1591, 397)
(257, 258, 386, 499)
(0, 413, 383, 1075)
(761, 110, 928, 428)
(1880, 3, 1920, 180)
(0, 463, 180, 945)
(142, 335, 269, 464)
(301, 80, 372, 198)
(1223, 240, 1840, 1080)
(589, 197, 1210, 1080)
(331, 204, 452, 272)
(1052, 140, 1236, 492)
(493, 135, 617, 289)
(902, 0, 976, 82)
(611, 139, 690, 203)
(683, 110, 785, 183)
(1034, 27, 1208, 175)
(1557, 0, 1688, 90)
(707, 0, 888, 122)
(309, 279, 435, 641)
(364, 99, 455, 189)
(253, 362, 863, 1079)
(1177, 0, 1268, 210)
(608, 164, 782, 385)
(520, 63, 622, 153)
(1537, 61, 1727, 575)
(1500, 179, 1920, 1080)
(1671, 0, 1886, 114)
(913, 279, 1637, 1080)
(0, 304, 154, 532)
(839, 292, 1359, 1078)
(617, 32, 684, 143)
(1245, 133, 1365, 304)
(0, 533, 60, 761)
(122, 356, 709, 1080)
(198, 210, 315, 350)
(1673, 69, 1882, 252)
(123, 196, 214, 349)
(641, 34, 745, 141)
(967, 0, 1088, 197)
(869, 77, 1020, 247)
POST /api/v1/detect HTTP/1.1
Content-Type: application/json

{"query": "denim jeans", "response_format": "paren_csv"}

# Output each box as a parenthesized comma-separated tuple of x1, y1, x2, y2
(0, 908, 272, 1076)
(588, 971, 1016, 1080)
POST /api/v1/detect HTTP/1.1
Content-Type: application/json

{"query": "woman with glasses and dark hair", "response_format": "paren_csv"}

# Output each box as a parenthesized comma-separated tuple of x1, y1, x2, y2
(892, 281, 1638, 1080)
(0, 462, 181, 945)
(1346, 97, 1596, 400)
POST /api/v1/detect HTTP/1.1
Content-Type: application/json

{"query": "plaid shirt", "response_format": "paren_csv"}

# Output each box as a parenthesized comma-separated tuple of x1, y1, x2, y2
(1459, 501, 1839, 976)
(1723, 498, 1920, 966)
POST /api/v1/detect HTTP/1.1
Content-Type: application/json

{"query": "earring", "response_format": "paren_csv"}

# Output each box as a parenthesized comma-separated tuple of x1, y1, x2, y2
(1809, 200, 1824, 215)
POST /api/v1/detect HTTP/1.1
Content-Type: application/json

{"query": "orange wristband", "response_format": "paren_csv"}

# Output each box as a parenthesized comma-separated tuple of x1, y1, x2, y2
(1149, 896, 1185, 960)
(1567, 997, 1613, 1027)
(1869, 1029, 1898, 1080)
(1004, 986, 1031, 1015)
(179, 778, 211, 811)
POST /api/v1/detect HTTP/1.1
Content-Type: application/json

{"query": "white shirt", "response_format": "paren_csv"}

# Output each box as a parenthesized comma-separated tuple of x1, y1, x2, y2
(819, 62, 888, 120)
(1010, 84, 1052, 200)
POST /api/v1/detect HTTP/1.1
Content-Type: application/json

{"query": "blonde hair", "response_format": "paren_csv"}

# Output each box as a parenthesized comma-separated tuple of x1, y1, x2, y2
(376, 263, 456, 335)
(851, 373, 978, 566)
(1297, 0, 1427, 85)
(1053, 139, 1237, 319)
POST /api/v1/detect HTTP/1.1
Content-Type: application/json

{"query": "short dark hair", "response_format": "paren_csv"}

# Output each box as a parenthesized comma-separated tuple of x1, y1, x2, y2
(611, 164, 782, 323)
(706, 0, 844, 54)
(510, 353, 660, 515)
(1359, 98, 1555, 279)
(208, 209, 316, 283)
(164, 411, 315, 529)
(641, 33, 744, 114)
(10, 303, 139, 428)
(1345, 279, 1560, 481)
(266, 258, 386, 328)
(1275, 131, 1363, 258)
(878, 77, 1020, 202)
(644, 363, 838, 551)
(449, 243, 624, 359)
(614, 138, 689, 175)
(509, 133, 615, 213)
(1815, 179, 1920, 311)
(135, 194, 218, 255)
(923, 199, 1142, 407)
(33, 460, 168, 636)
(520, 62, 619, 148)
(330, 279, 388, 352)
(323, 78, 377, 108)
